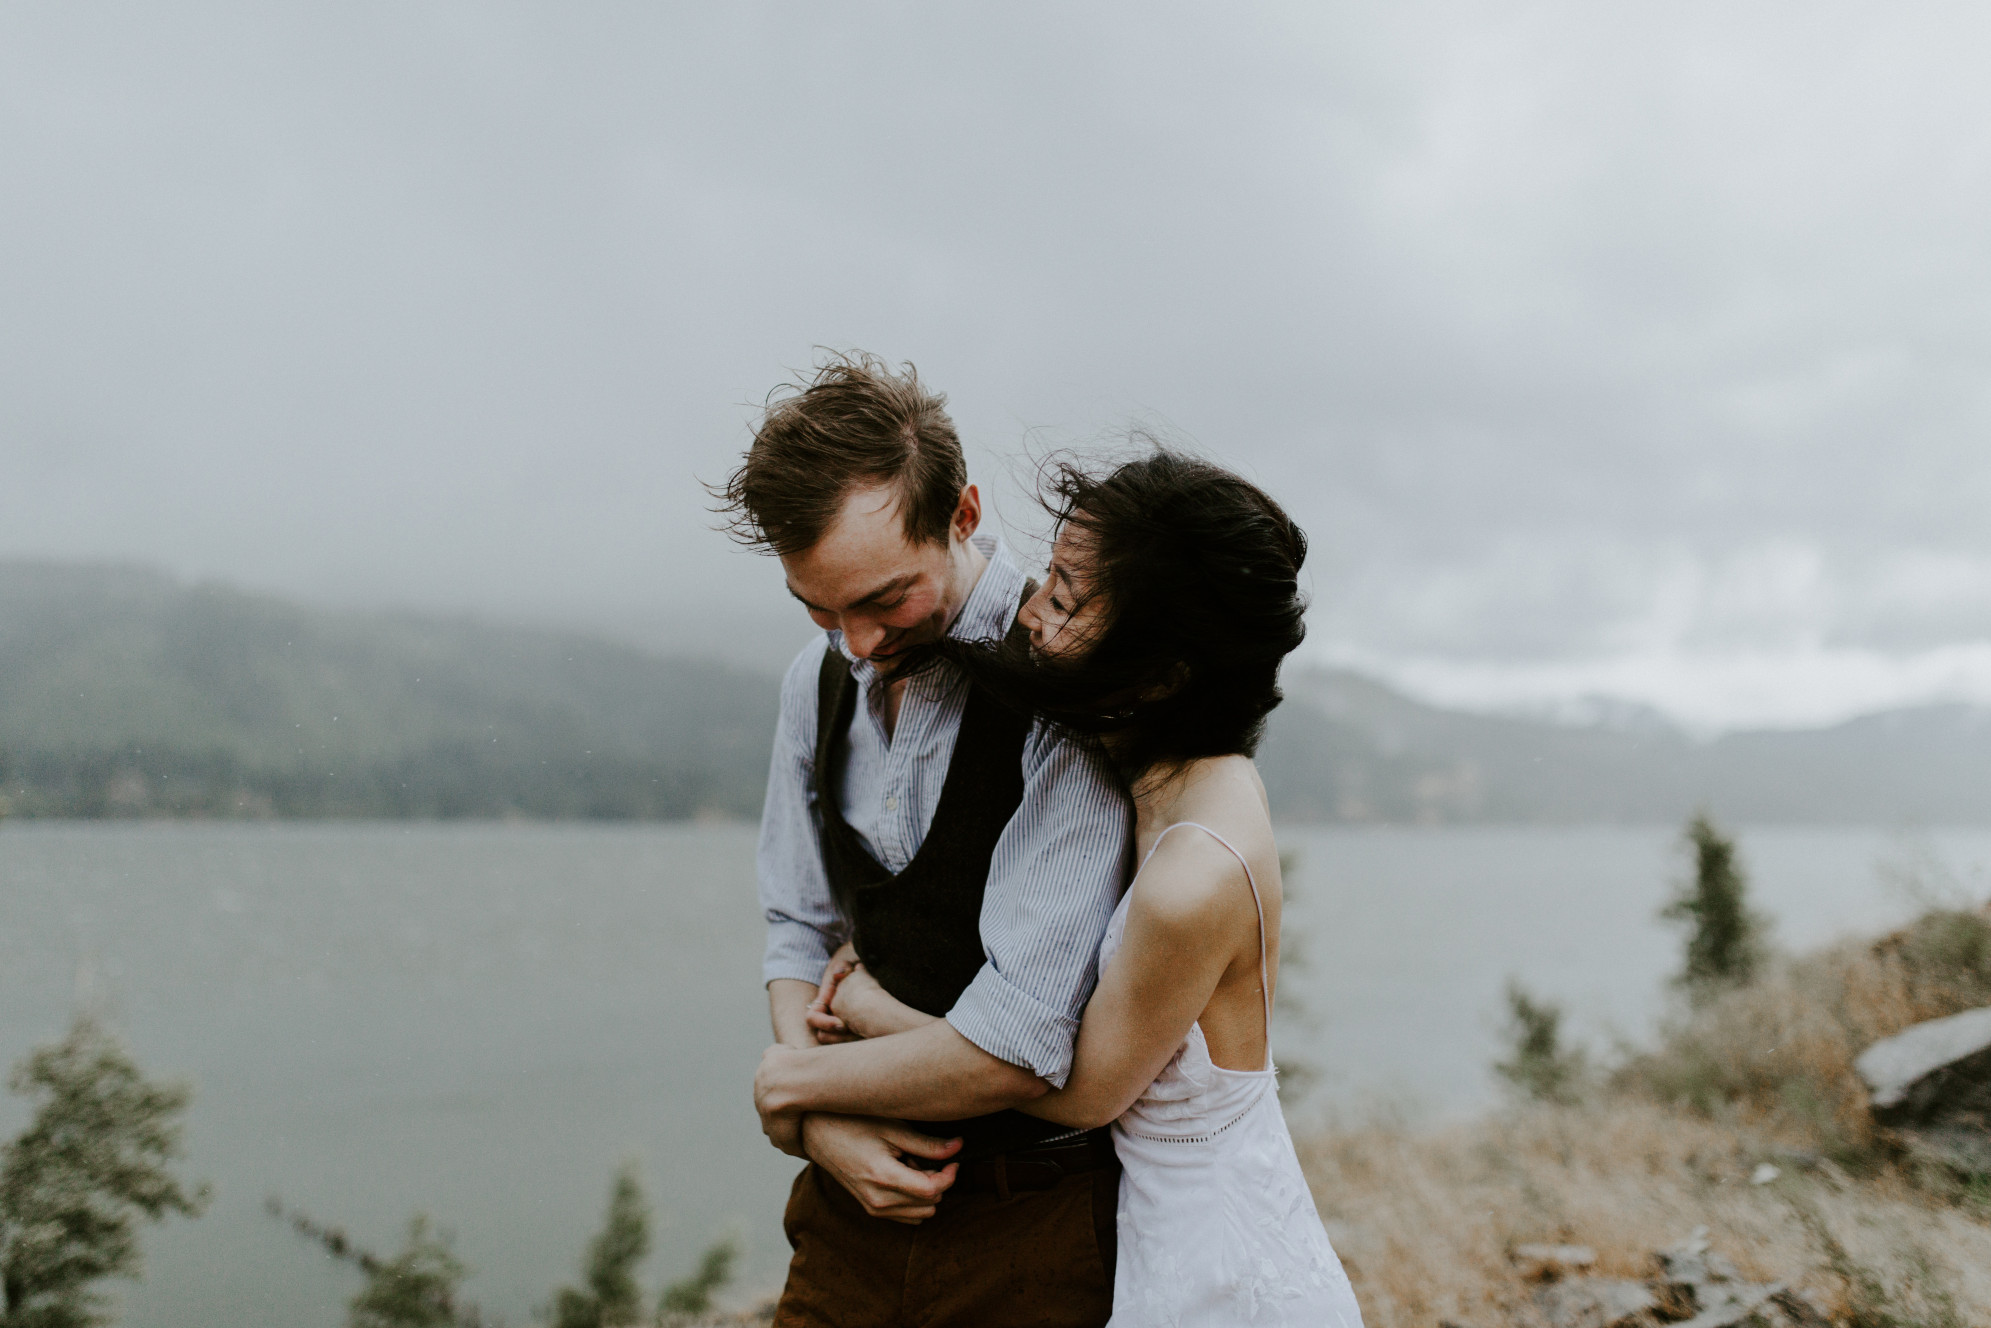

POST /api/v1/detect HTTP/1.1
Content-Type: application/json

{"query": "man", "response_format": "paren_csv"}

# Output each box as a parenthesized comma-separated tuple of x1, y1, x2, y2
(718, 352, 1131, 1327)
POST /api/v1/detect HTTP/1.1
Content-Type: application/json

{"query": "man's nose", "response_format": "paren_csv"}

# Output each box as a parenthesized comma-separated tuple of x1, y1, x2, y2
(842, 616, 887, 658)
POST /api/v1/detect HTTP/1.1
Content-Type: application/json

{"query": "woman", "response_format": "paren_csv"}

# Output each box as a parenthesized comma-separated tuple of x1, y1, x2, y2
(757, 448, 1364, 1327)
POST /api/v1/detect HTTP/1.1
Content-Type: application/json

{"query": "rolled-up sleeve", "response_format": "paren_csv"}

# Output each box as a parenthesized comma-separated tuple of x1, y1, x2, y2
(945, 721, 1132, 1087)
(758, 637, 848, 987)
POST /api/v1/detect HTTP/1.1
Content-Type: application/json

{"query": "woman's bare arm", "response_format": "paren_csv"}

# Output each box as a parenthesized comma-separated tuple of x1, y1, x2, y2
(756, 834, 1252, 1130)
(756, 1018, 1050, 1128)
(1019, 834, 1252, 1128)
(822, 963, 938, 1040)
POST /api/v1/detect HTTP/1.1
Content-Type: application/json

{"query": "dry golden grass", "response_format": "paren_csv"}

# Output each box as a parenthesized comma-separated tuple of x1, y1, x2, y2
(1619, 905, 1991, 1159)
(1301, 1101, 1991, 1328)
(1297, 905, 1991, 1327)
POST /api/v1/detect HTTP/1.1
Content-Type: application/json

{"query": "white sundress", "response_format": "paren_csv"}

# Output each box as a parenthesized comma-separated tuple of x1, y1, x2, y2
(1099, 822, 1365, 1328)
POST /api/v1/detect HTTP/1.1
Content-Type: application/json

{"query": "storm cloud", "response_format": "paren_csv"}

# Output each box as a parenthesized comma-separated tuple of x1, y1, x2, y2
(5, 2, 1990, 728)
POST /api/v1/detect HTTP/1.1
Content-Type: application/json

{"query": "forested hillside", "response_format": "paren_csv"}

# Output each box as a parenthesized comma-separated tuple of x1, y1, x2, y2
(0, 562, 775, 818)
(1259, 667, 1991, 824)
(8, 561, 1991, 824)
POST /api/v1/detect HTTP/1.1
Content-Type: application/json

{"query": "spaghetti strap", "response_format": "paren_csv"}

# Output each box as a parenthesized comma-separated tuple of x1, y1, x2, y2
(1139, 822, 1273, 1060)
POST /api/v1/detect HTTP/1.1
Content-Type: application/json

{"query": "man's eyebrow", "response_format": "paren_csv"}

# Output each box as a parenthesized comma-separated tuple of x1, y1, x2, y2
(785, 583, 827, 613)
(786, 574, 915, 613)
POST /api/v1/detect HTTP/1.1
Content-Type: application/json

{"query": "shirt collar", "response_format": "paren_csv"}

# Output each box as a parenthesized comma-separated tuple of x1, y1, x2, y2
(947, 535, 1026, 646)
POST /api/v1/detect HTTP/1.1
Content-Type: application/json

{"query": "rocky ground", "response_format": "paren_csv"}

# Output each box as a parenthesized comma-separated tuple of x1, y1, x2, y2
(1298, 902, 1991, 1327)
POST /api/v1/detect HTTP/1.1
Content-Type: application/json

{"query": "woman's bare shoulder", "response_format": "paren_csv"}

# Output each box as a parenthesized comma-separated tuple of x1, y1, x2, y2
(1127, 828, 1255, 935)
(1132, 776, 1277, 929)
(1170, 757, 1278, 867)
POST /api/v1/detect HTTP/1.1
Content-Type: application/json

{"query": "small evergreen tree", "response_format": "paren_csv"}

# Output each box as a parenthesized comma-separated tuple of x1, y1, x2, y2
(267, 1199, 485, 1328)
(349, 1218, 468, 1328)
(1664, 813, 1766, 1000)
(657, 1238, 736, 1323)
(0, 1015, 208, 1328)
(1492, 980, 1587, 1105)
(552, 1165, 650, 1328)
(275, 1164, 735, 1328)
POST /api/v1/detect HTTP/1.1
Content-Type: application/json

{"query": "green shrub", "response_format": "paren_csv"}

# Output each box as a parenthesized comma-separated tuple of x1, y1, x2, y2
(657, 1238, 737, 1323)
(349, 1218, 468, 1328)
(1890, 907, 1991, 1010)
(1492, 981, 1587, 1106)
(0, 1015, 207, 1328)
(1663, 813, 1767, 1000)
(552, 1166, 650, 1328)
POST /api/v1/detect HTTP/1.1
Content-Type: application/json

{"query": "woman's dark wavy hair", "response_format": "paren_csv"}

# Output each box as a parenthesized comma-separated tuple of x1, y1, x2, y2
(941, 445, 1308, 776)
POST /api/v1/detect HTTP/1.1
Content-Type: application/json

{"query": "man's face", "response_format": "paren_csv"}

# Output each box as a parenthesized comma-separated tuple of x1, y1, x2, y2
(782, 483, 980, 672)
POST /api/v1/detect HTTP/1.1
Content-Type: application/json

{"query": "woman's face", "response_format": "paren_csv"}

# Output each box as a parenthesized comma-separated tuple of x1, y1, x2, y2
(1019, 521, 1110, 661)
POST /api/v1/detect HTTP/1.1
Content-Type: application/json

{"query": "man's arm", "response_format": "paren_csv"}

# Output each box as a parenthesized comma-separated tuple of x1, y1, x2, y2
(751, 644, 968, 1222)
(942, 723, 1131, 1087)
(758, 639, 847, 1027)
(758, 1020, 1048, 1122)
(769, 979, 820, 1050)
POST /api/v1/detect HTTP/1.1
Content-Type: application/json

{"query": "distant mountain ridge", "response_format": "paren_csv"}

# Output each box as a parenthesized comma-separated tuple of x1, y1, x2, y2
(0, 561, 775, 819)
(1259, 666, 1991, 824)
(5, 560, 1991, 823)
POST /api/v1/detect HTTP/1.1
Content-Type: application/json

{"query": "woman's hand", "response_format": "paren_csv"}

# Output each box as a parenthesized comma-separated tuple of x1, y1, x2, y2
(806, 943, 862, 1044)
(828, 963, 929, 1040)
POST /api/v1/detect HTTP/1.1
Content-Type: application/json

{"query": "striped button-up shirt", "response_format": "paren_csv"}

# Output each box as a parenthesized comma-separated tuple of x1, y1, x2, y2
(757, 537, 1132, 1087)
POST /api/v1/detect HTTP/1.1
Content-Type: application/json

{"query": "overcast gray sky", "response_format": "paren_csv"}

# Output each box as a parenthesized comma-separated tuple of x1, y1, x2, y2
(5, 2, 1991, 729)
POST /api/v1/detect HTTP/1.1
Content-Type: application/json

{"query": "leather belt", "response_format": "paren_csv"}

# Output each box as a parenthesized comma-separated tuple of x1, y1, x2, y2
(941, 1127, 1118, 1200)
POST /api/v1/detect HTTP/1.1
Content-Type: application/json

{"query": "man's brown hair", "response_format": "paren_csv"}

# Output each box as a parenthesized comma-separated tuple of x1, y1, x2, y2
(716, 351, 967, 556)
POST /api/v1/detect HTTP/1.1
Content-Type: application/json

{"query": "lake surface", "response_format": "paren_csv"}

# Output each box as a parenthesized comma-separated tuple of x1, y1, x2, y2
(4, 821, 1990, 1326)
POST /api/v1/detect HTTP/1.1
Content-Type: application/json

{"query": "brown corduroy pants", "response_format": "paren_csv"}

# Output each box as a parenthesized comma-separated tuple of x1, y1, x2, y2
(773, 1162, 1117, 1328)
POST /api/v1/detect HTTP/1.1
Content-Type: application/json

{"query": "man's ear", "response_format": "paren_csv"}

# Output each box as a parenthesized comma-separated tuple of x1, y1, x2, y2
(951, 484, 982, 544)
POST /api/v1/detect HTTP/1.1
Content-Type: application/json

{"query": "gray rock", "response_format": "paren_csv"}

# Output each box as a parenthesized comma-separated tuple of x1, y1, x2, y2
(1656, 1227, 1740, 1288)
(1899, 1120, 1991, 1174)
(1671, 1279, 1784, 1328)
(1854, 1006, 1991, 1121)
(1514, 1243, 1598, 1279)
(1653, 1229, 1792, 1327)
(1537, 1278, 1659, 1328)
(1769, 1288, 1834, 1328)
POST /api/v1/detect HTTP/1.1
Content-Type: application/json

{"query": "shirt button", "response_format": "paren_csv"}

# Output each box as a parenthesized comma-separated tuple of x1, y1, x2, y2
(885, 796, 898, 811)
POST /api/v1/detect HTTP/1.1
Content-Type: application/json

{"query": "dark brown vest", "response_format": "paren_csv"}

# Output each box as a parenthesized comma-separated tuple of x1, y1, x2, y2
(812, 590, 1071, 1155)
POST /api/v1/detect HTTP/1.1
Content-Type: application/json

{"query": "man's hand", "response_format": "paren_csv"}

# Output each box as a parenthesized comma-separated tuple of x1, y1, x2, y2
(755, 1043, 813, 1153)
(806, 943, 862, 1044)
(801, 1113, 962, 1224)
(763, 1109, 806, 1156)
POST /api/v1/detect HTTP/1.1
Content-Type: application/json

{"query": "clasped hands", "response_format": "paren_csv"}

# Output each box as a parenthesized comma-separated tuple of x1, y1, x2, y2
(803, 941, 892, 1043)
(755, 944, 961, 1223)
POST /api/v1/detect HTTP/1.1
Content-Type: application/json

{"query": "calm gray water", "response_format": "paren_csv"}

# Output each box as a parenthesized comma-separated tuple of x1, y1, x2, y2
(4, 820, 1990, 1326)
